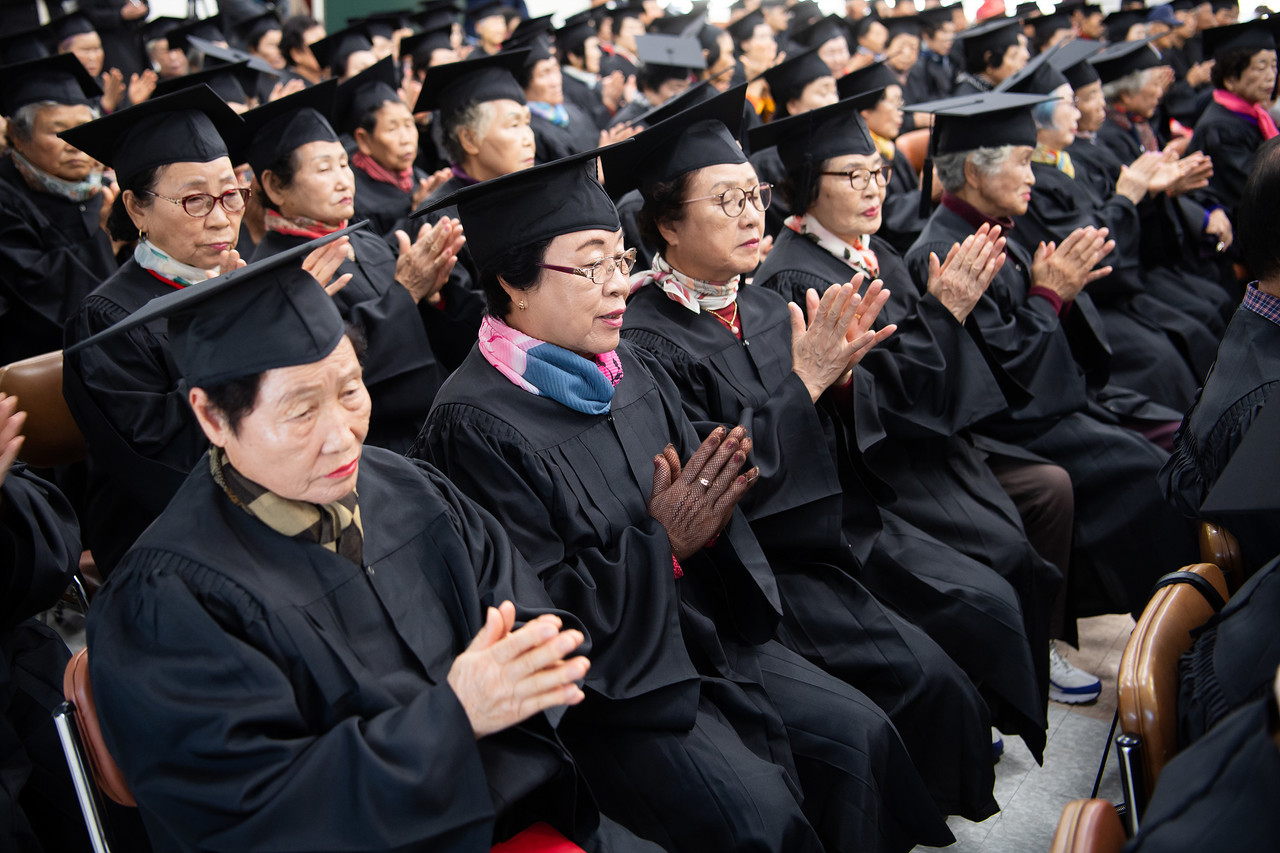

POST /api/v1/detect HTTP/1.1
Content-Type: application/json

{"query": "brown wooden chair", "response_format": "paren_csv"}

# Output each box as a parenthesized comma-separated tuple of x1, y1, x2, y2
(896, 128, 931, 175)
(0, 350, 85, 467)
(1049, 799, 1127, 853)
(1198, 521, 1244, 593)
(1116, 562, 1228, 829)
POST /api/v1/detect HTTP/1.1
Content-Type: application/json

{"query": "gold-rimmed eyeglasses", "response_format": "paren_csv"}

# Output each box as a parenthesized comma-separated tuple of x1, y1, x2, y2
(536, 248, 639, 286)
(680, 183, 773, 217)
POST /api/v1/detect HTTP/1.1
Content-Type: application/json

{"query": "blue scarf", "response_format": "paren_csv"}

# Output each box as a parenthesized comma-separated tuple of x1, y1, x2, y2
(478, 315, 623, 415)
(529, 101, 570, 127)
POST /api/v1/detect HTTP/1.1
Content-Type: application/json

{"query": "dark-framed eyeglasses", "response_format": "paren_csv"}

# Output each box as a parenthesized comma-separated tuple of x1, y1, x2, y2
(819, 165, 893, 191)
(141, 187, 251, 217)
(536, 247, 639, 286)
(680, 183, 773, 217)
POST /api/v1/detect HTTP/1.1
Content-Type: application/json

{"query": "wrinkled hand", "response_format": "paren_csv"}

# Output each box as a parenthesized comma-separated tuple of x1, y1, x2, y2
(412, 167, 453, 209)
(927, 222, 1007, 323)
(826, 278, 897, 386)
(790, 279, 882, 402)
(599, 122, 641, 146)
(0, 394, 25, 490)
(1205, 208, 1233, 250)
(127, 69, 156, 106)
(1187, 59, 1214, 88)
(214, 247, 245, 278)
(302, 236, 354, 296)
(99, 69, 125, 113)
(1161, 151, 1213, 197)
(1115, 151, 1162, 203)
(268, 77, 307, 103)
(394, 216, 466, 304)
(1031, 226, 1115, 302)
(648, 426, 759, 561)
(447, 601, 588, 739)
(95, 181, 119, 236)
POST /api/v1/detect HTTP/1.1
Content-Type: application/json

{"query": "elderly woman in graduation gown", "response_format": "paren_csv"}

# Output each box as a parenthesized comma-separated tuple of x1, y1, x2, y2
(243, 81, 479, 451)
(613, 87, 1048, 789)
(75, 232, 660, 853)
(416, 150, 953, 853)
(905, 92, 1198, 619)
(60, 86, 252, 575)
(0, 54, 119, 365)
(516, 36, 608, 165)
(335, 58, 442, 239)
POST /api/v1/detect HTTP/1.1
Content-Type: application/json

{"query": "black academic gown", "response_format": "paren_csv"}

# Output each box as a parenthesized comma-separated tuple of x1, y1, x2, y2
(1177, 554, 1280, 748)
(351, 163, 429, 241)
(1017, 161, 1205, 410)
(879, 146, 930, 255)
(749, 231, 1058, 751)
(78, 0, 145, 77)
(903, 50, 954, 105)
(529, 105, 600, 165)
(419, 343, 953, 853)
(0, 159, 117, 364)
(1160, 300, 1280, 572)
(0, 466, 91, 853)
(62, 260, 205, 575)
(1124, 692, 1280, 853)
(1162, 44, 1213, 128)
(906, 202, 1198, 617)
(1188, 100, 1266, 223)
(87, 447, 653, 853)
(560, 70, 611, 131)
(253, 228, 482, 449)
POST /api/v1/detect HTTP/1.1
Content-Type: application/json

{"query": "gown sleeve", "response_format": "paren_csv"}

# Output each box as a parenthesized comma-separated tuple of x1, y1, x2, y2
(0, 466, 79, 630)
(87, 553, 498, 853)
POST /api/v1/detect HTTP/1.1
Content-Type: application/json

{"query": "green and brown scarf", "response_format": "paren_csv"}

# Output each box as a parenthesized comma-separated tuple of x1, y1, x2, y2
(210, 448, 364, 565)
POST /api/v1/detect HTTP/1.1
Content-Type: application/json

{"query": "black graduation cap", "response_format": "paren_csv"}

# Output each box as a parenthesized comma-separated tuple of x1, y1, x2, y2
(836, 60, 900, 99)
(60, 84, 244, 187)
(332, 56, 400, 135)
(151, 60, 259, 106)
(44, 12, 96, 46)
(413, 49, 527, 120)
(747, 89, 883, 213)
(0, 24, 50, 65)
(1087, 34, 1161, 82)
(1048, 36, 1104, 88)
(416, 144, 624, 273)
(597, 84, 748, 202)
(349, 11, 412, 42)
(234, 11, 282, 50)
(186, 36, 279, 78)
(1201, 17, 1279, 60)
(785, 0, 825, 36)
(919, 4, 960, 34)
(467, 0, 513, 23)
(763, 47, 835, 116)
(0, 52, 102, 116)
(141, 16, 186, 45)
(885, 15, 924, 42)
(401, 25, 455, 70)
(555, 13, 597, 58)
(1103, 9, 1147, 43)
(166, 16, 228, 52)
(910, 91, 1055, 215)
(1169, 0, 1196, 10)
(239, 79, 339, 177)
(1200, 396, 1280, 515)
(605, 2, 648, 28)
(508, 13, 554, 45)
(646, 9, 708, 38)
(788, 14, 848, 49)
(727, 9, 767, 45)
(309, 24, 374, 76)
(995, 43, 1069, 92)
(1031, 11, 1074, 45)
(66, 223, 368, 388)
(957, 17, 1022, 70)
(411, 4, 460, 32)
(635, 34, 707, 71)
(1015, 2, 1042, 18)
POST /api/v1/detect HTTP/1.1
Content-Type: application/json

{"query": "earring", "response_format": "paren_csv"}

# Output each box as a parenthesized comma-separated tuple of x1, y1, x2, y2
(518, 299, 527, 310)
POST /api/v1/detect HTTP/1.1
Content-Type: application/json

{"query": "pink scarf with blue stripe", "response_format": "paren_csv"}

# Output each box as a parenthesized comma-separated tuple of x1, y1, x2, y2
(479, 315, 624, 415)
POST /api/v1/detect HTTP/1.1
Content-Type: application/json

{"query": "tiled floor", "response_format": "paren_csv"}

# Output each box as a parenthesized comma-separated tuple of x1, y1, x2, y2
(915, 613, 1136, 852)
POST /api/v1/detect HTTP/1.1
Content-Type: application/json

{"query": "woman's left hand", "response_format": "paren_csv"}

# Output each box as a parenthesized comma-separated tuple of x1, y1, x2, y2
(302, 236, 354, 296)
(126, 69, 156, 106)
(827, 278, 896, 388)
(214, 247, 245, 278)
(394, 217, 466, 304)
(412, 167, 453, 209)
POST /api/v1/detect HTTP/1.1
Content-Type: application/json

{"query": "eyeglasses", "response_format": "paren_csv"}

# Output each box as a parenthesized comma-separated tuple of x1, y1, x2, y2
(536, 248, 638, 286)
(680, 184, 773, 217)
(819, 165, 893, 191)
(142, 187, 251, 217)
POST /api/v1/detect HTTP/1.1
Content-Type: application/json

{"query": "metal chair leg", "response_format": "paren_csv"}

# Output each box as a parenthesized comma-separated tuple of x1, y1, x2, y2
(52, 702, 113, 853)
(1116, 732, 1147, 838)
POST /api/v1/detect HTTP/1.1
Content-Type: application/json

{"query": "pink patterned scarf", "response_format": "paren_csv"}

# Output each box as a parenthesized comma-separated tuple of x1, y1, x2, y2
(478, 314, 623, 415)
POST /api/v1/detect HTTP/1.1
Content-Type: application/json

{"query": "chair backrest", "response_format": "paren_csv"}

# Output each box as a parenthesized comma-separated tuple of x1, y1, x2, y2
(1117, 562, 1228, 792)
(896, 128, 931, 175)
(63, 648, 135, 807)
(1049, 799, 1126, 853)
(1198, 521, 1243, 593)
(0, 351, 85, 467)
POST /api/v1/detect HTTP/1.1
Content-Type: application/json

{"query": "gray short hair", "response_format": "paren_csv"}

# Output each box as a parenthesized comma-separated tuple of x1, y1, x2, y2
(1102, 69, 1148, 102)
(441, 100, 494, 164)
(5, 100, 98, 146)
(933, 145, 1016, 193)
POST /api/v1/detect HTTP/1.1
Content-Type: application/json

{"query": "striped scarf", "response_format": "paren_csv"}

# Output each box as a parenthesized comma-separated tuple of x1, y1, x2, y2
(629, 252, 740, 312)
(264, 209, 349, 240)
(210, 447, 364, 566)
(785, 214, 880, 282)
(1032, 143, 1075, 179)
(529, 101, 570, 127)
(478, 314, 624, 415)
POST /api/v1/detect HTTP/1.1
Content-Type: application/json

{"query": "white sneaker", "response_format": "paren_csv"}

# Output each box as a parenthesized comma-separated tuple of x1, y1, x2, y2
(1049, 641, 1102, 704)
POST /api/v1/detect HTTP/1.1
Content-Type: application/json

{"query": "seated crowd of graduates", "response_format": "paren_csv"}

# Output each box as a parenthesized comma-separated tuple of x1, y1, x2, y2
(2, 0, 1280, 850)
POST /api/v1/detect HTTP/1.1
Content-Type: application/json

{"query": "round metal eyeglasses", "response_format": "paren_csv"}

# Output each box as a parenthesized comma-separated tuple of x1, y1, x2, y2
(680, 183, 773, 217)
(142, 187, 252, 217)
(536, 248, 639, 286)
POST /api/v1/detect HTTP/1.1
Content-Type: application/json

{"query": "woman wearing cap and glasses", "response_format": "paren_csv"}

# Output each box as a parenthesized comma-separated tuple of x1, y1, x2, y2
(416, 148, 953, 853)
(614, 87, 1034, 824)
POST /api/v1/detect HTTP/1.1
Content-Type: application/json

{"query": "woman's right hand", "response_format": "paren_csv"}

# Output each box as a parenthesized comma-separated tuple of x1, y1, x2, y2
(302, 236, 354, 296)
(99, 69, 125, 113)
(647, 426, 759, 562)
(790, 279, 880, 402)
(394, 217, 466, 304)
(926, 222, 1007, 323)
(1031, 226, 1115, 303)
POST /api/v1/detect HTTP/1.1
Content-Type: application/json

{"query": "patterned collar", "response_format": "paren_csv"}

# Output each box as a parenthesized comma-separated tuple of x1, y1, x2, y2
(1243, 282, 1280, 328)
